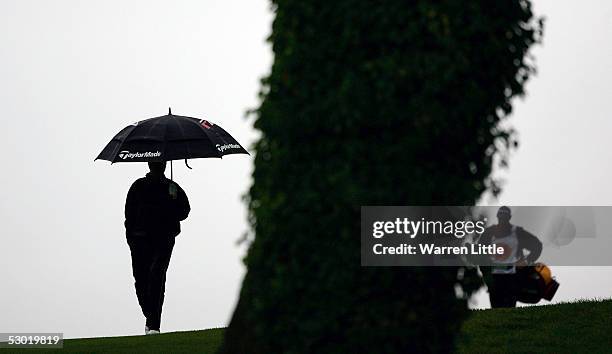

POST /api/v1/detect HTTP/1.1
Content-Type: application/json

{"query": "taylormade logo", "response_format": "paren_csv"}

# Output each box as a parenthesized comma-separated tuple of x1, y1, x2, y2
(216, 144, 241, 153)
(118, 151, 162, 159)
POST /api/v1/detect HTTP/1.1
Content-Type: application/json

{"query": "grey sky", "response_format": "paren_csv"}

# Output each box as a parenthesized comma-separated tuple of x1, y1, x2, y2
(0, 0, 272, 339)
(473, 0, 612, 308)
(0, 0, 610, 338)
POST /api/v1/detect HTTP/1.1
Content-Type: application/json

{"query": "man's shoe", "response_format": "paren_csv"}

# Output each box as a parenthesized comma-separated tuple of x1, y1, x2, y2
(146, 330, 160, 335)
(145, 325, 150, 335)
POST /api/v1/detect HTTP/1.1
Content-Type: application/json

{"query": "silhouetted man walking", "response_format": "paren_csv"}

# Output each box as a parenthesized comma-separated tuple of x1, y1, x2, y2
(125, 161, 190, 334)
(478, 206, 542, 308)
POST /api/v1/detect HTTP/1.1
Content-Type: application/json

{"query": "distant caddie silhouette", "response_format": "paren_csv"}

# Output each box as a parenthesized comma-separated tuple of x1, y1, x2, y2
(478, 206, 543, 308)
(124, 161, 190, 334)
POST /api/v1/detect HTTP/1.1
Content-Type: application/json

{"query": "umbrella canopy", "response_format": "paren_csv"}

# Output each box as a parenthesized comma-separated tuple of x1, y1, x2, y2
(95, 109, 249, 163)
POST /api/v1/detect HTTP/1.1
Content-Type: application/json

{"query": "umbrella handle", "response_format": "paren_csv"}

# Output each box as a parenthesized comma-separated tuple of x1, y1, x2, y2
(185, 159, 193, 170)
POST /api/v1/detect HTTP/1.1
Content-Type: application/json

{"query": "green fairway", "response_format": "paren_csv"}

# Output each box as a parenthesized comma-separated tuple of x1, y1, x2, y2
(1, 328, 225, 354)
(457, 299, 612, 353)
(4, 300, 611, 353)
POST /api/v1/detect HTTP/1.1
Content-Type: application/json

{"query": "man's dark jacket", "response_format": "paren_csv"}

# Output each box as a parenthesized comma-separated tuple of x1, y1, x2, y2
(125, 173, 190, 238)
(476, 224, 543, 285)
(478, 224, 542, 264)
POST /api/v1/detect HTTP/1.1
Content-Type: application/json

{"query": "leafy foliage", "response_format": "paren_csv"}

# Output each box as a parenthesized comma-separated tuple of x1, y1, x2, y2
(222, 1, 542, 353)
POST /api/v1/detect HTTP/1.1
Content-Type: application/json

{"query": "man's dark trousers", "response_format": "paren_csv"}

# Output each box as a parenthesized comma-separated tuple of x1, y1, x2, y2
(489, 274, 518, 308)
(127, 234, 175, 331)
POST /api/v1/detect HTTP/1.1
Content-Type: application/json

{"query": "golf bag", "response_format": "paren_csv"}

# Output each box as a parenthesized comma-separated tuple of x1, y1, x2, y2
(516, 263, 560, 304)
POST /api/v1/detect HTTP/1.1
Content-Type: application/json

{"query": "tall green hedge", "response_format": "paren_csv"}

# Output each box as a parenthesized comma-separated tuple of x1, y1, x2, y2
(222, 1, 542, 353)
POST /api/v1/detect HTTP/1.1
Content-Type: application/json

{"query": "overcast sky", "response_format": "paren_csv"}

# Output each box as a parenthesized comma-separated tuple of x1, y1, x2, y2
(0, 0, 611, 339)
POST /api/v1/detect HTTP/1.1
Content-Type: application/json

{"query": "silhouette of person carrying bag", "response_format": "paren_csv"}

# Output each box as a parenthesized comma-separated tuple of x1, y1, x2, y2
(478, 206, 542, 308)
(124, 161, 190, 334)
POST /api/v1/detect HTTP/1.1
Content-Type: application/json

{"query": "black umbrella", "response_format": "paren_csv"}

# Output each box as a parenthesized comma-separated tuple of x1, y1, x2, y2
(95, 109, 249, 178)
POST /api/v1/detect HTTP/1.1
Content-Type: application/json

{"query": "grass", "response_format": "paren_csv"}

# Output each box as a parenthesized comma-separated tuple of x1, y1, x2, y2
(4, 300, 611, 353)
(457, 299, 612, 353)
(1, 328, 225, 354)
